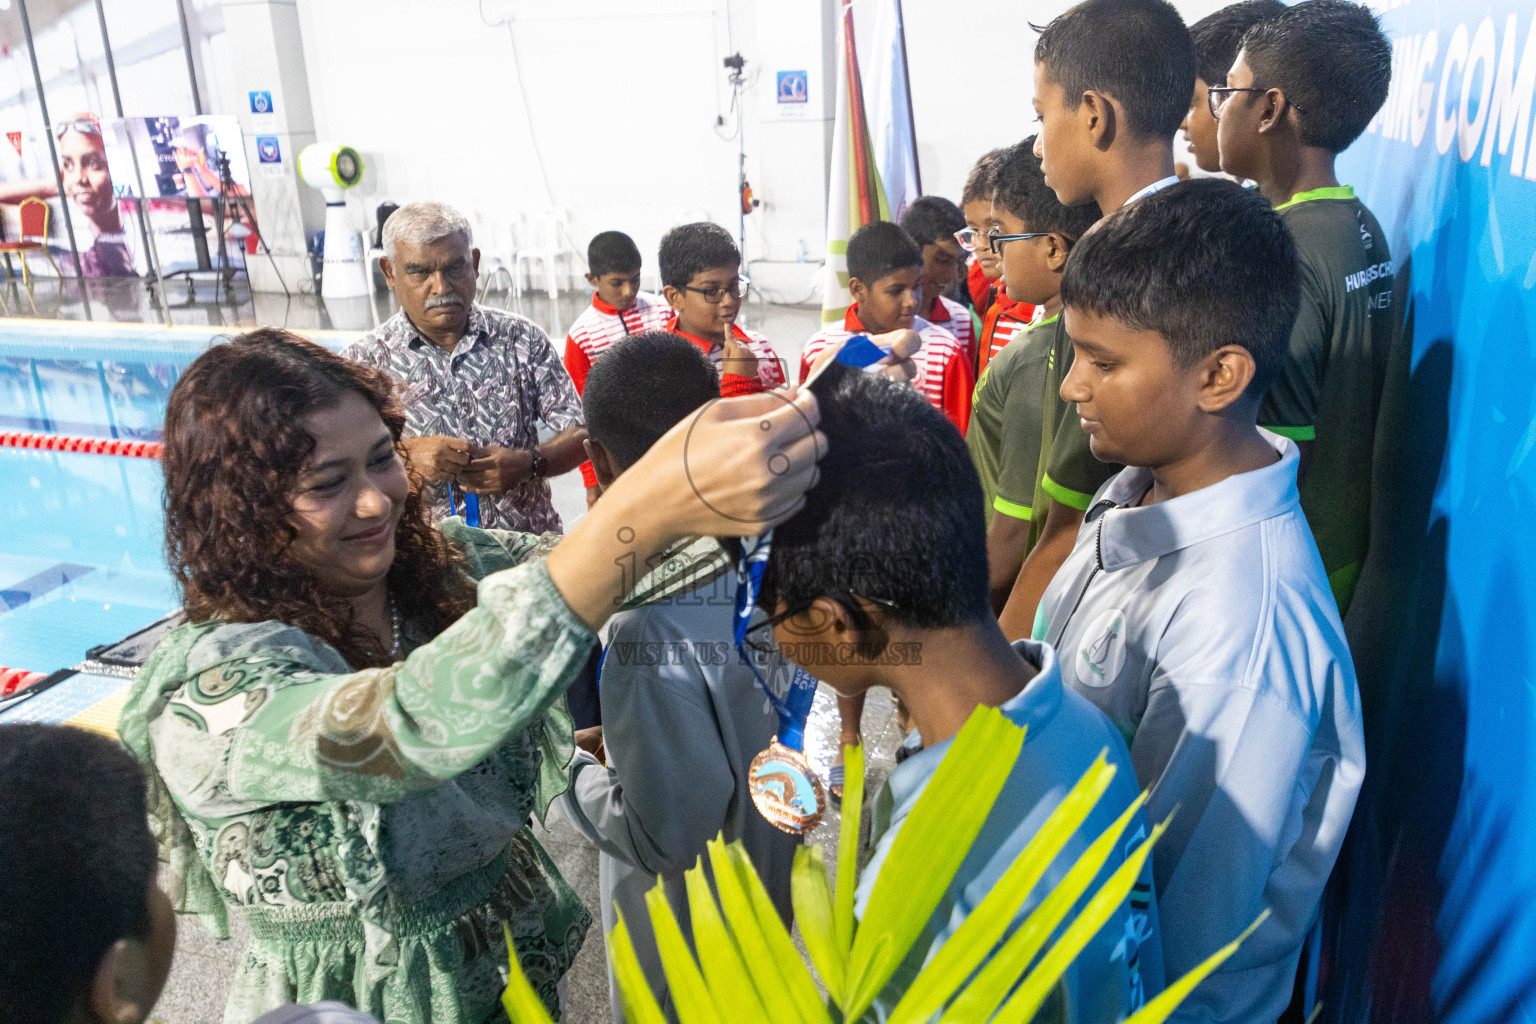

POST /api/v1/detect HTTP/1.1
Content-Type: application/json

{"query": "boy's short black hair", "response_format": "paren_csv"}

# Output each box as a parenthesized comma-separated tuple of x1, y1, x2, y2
(764, 363, 990, 630)
(961, 149, 1006, 206)
(1060, 178, 1298, 395)
(583, 331, 721, 470)
(846, 221, 922, 286)
(588, 230, 643, 278)
(0, 724, 158, 1024)
(993, 137, 1103, 238)
(1239, 0, 1391, 153)
(899, 196, 966, 248)
(657, 222, 740, 290)
(1190, 0, 1287, 85)
(1034, 0, 1196, 140)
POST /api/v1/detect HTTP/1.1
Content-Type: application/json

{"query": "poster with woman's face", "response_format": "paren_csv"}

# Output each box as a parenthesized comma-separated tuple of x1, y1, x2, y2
(53, 117, 141, 277)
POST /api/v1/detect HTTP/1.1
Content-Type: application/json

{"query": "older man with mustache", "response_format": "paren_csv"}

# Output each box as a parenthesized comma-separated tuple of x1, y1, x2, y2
(345, 201, 588, 533)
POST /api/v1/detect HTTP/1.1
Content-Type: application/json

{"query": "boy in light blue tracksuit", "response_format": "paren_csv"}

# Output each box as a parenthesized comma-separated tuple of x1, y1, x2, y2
(761, 362, 1164, 1024)
(1035, 179, 1366, 1024)
(553, 332, 800, 1024)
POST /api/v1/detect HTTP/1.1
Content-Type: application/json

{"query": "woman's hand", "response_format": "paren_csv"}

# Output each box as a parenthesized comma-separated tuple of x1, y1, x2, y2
(606, 387, 824, 537)
(546, 388, 824, 631)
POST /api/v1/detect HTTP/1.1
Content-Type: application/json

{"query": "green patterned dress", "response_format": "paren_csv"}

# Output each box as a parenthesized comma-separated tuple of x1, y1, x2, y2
(118, 521, 595, 1024)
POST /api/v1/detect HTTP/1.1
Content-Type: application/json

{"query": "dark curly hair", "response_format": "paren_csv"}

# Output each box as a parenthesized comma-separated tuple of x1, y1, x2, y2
(162, 329, 474, 668)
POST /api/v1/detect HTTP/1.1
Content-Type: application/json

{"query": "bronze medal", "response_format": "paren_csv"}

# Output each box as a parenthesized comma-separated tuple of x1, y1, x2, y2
(748, 739, 827, 835)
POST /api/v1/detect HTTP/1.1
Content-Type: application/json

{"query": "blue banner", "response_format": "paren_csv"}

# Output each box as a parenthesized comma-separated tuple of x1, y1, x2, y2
(1330, 3, 1536, 1023)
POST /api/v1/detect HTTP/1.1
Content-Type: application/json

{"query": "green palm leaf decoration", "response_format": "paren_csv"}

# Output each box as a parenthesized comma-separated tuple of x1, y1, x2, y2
(502, 706, 1263, 1024)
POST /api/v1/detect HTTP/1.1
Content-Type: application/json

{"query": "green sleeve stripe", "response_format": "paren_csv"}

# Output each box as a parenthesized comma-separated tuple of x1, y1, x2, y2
(1042, 473, 1095, 511)
(993, 496, 1033, 521)
(1263, 424, 1317, 441)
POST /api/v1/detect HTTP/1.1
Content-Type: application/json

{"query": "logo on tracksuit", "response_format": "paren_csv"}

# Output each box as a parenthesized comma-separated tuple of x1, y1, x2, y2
(1078, 608, 1128, 688)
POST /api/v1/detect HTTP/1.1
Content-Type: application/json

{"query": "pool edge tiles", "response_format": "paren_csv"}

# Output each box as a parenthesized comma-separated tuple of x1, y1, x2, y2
(0, 317, 366, 359)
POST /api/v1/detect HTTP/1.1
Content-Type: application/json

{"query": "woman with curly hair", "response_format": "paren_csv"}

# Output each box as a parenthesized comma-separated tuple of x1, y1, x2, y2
(117, 328, 826, 1024)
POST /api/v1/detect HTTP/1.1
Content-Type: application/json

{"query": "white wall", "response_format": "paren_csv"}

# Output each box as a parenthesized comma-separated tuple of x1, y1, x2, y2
(281, 0, 1233, 297)
(897, 0, 1234, 201)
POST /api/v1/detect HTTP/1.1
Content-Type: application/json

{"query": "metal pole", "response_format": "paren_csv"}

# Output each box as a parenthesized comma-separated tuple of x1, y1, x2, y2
(17, 0, 86, 284)
(173, 0, 204, 115)
(92, 0, 171, 325)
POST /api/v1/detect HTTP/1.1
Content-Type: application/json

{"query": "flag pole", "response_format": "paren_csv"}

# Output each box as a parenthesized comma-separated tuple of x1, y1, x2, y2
(894, 0, 921, 195)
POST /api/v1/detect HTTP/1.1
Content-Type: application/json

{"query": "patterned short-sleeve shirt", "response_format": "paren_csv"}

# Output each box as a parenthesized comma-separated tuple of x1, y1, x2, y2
(344, 305, 583, 534)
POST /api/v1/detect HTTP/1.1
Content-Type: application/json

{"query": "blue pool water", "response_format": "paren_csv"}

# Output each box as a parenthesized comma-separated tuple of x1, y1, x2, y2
(0, 321, 357, 675)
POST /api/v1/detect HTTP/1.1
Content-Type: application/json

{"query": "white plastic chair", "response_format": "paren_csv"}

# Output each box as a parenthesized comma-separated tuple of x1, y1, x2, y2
(474, 216, 521, 308)
(515, 209, 570, 299)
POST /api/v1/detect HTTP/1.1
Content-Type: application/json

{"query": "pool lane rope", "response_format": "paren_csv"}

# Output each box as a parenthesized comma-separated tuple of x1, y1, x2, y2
(0, 665, 47, 697)
(0, 430, 162, 459)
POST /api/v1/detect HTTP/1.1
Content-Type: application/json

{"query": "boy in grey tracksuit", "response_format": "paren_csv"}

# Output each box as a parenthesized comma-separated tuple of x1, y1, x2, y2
(1030, 180, 1366, 1024)
(552, 332, 799, 1023)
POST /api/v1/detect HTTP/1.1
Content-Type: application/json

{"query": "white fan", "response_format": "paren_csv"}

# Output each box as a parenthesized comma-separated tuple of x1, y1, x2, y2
(298, 143, 368, 299)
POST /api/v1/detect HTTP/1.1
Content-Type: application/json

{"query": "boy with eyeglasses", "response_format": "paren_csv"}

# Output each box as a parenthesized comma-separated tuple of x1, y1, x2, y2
(760, 362, 1162, 1024)
(1180, 1, 1286, 174)
(1214, 0, 1393, 613)
(997, 0, 1197, 641)
(659, 221, 786, 394)
(967, 138, 1101, 614)
(958, 148, 1037, 373)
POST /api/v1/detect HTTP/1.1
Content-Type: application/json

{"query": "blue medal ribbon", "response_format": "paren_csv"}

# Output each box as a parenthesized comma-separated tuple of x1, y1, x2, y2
(734, 531, 818, 752)
(448, 483, 481, 528)
(834, 333, 892, 372)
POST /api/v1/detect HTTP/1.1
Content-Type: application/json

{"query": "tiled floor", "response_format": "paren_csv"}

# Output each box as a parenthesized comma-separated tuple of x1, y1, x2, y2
(41, 279, 890, 1024)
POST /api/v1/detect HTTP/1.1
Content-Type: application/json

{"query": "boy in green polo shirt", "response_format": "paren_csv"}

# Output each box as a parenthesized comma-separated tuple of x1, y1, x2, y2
(1216, 0, 1393, 611)
(966, 138, 1100, 613)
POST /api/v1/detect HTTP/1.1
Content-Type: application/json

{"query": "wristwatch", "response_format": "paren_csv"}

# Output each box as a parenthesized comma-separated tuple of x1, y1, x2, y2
(526, 446, 547, 479)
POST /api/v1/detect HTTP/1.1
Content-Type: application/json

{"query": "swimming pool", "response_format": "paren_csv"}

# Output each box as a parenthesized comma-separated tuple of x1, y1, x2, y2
(0, 321, 359, 682)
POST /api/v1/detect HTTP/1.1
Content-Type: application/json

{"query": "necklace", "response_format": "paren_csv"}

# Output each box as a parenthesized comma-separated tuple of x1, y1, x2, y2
(387, 594, 402, 659)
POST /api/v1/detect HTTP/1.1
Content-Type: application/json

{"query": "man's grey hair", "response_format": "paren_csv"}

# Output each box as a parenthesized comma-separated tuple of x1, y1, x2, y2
(383, 201, 473, 263)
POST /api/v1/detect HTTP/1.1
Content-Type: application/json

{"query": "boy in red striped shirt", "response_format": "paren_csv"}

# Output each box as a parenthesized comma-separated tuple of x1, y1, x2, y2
(565, 230, 673, 503)
(800, 222, 973, 433)
(900, 196, 975, 363)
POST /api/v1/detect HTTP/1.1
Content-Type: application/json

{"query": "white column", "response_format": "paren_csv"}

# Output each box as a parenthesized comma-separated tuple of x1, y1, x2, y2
(220, 0, 324, 293)
(745, 0, 837, 300)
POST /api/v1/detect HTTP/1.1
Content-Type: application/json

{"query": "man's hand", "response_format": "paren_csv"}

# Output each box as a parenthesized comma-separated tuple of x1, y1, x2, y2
(460, 446, 534, 494)
(720, 330, 760, 381)
(398, 435, 471, 484)
(574, 726, 605, 764)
